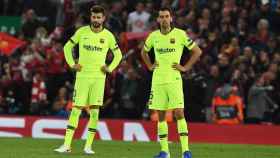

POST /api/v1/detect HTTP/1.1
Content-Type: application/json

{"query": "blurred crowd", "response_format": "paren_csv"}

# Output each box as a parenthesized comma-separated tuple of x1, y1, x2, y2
(0, 0, 280, 124)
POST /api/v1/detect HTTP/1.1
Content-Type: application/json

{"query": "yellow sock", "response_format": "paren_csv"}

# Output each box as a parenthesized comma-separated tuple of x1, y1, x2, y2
(177, 118, 189, 152)
(64, 108, 81, 147)
(85, 109, 99, 148)
(158, 121, 169, 153)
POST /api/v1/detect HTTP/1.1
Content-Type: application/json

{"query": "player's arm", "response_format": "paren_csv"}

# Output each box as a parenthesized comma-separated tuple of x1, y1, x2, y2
(141, 34, 158, 71)
(107, 45, 122, 73)
(173, 34, 202, 72)
(64, 29, 82, 71)
(181, 45, 202, 71)
(101, 34, 123, 74)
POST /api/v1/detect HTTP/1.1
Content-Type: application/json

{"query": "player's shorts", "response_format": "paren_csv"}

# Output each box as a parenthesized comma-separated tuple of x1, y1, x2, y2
(73, 77, 105, 107)
(148, 79, 184, 110)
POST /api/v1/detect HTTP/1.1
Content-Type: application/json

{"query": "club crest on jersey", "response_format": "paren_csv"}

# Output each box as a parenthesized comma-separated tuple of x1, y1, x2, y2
(100, 38, 105, 44)
(170, 38, 175, 44)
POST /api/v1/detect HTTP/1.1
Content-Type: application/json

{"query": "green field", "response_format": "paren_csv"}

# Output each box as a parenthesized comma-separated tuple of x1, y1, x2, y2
(0, 138, 279, 158)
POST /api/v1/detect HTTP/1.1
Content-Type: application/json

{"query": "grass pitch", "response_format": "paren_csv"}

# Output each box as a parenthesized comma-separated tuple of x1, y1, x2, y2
(0, 138, 279, 158)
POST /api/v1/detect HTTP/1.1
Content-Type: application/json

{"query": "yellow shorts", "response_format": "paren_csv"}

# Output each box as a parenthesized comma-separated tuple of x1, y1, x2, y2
(73, 77, 105, 106)
(148, 79, 184, 110)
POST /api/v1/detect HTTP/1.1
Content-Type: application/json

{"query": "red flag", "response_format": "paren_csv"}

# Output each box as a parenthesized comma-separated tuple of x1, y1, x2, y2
(0, 32, 27, 56)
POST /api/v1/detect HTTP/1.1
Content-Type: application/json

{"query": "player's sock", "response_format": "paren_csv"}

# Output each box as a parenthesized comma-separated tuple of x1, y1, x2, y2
(64, 107, 81, 148)
(177, 118, 189, 152)
(158, 121, 169, 153)
(85, 108, 99, 149)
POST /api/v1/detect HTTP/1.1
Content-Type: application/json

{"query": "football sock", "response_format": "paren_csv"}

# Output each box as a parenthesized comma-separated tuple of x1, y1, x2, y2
(177, 118, 189, 152)
(64, 107, 81, 148)
(158, 121, 169, 153)
(85, 108, 99, 149)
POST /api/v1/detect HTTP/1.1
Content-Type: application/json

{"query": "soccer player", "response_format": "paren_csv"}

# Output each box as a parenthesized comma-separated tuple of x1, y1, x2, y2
(54, 5, 122, 154)
(141, 7, 202, 158)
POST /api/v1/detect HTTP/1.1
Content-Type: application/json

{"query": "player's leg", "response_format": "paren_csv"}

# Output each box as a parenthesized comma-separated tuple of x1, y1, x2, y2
(84, 79, 105, 154)
(54, 78, 89, 153)
(54, 106, 83, 153)
(174, 109, 191, 158)
(64, 106, 83, 147)
(84, 105, 99, 154)
(157, 110, 170, 158)
(149, 84, 170, 158)
(167, 79, 191, 158)
(168, 80, 191, 158)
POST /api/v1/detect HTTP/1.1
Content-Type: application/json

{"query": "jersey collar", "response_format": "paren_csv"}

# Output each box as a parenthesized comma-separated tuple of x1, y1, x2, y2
(159, 26, 174, 35)
(89, 25, 104, 34)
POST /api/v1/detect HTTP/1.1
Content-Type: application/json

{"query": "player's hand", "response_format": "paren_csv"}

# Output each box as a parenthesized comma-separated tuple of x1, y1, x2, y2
(72, 64, 82, 72)
(172, 63, 191, 72)
(148, 61, 158, 71)
(101, 65, 110, 74)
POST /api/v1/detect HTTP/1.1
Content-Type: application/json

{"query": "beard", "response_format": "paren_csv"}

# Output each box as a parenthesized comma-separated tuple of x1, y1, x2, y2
(91, 22, 102, 28)
(161, 21, 170, 28)
(161, 23, 170, 30)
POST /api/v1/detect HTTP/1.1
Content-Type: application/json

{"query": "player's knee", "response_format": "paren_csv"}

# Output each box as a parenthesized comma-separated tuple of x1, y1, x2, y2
(67, 108, 82, 129)
(158, 111, 166, 121)
(174, 109, 185, 120)
(90, 109, 99, 120)
(71, 107, 82, 117)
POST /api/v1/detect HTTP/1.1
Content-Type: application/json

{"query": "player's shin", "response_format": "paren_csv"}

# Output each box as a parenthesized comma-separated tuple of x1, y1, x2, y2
(177, 118, 189, 152)
(158, 121, 169, 153)
(64, 107, 82, 148)
(85, 108, 99, 149)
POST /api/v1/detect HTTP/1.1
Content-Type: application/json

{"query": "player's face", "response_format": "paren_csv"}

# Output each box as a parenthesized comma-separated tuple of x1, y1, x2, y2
(157, 11, 172, 28)
(90, 12, 105, 28)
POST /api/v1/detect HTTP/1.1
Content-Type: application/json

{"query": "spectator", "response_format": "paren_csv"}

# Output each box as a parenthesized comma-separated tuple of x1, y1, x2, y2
(0, 90, 7, 114)
(30, 71, 48, 115)
(204, 65, 221, 107)
(21, 9, 41, 39)
(106, 2, 126, 35)
(212, 84, 244, 125)
(52, 86, 69, 117)
(217, 53, 233, 84)
(127, 2, 151, 32)
(246, 74, 278, 124)
(6, 89, 21, 114)
(45, 41, 67, 101)
(114, 61, 140, 118)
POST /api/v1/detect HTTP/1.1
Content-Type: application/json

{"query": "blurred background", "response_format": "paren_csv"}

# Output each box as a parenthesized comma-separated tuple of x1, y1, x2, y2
(0, 0, 280, 125)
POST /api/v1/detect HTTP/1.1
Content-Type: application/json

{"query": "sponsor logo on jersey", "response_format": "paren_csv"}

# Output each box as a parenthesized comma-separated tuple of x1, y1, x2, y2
(156, 48, 176, 54)
(83, 45, 102, 52)
(100, 38, 105, 43)
(170, 38, 175, 44)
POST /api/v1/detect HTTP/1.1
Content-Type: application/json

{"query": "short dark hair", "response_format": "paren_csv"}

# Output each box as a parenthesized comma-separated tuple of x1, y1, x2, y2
(90, 5, 105, 15)
(158, 7, 172, 15)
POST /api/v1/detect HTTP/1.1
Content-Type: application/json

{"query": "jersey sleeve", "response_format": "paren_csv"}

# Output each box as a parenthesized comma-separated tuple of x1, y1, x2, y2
(144, 33, 153, 52)
(108, 33, 122, 72)
(69, 28, 81, 44)
(109, 33, 119, 51)
(64, 28, 82, 68)
(182, 32, 196, 50)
